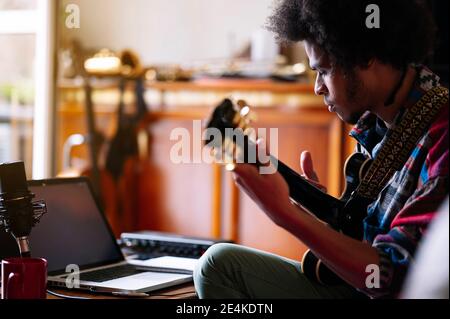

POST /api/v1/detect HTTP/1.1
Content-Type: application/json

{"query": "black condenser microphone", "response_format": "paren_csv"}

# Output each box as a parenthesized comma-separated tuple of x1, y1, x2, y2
(0, 162, 46, 257)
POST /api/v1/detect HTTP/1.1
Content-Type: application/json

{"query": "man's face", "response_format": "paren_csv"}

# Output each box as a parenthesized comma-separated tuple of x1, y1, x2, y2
(304, 41, 368, 124)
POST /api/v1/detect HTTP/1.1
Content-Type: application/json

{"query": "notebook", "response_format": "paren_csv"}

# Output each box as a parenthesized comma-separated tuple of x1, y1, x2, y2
(25, 177, 192, 294)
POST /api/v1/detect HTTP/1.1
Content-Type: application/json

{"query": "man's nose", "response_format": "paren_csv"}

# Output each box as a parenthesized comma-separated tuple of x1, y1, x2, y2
(314, 74, 328, 96)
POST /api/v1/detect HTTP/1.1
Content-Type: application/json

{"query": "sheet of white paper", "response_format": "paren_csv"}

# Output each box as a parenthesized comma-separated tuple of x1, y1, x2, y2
(128, 256, 198, 272)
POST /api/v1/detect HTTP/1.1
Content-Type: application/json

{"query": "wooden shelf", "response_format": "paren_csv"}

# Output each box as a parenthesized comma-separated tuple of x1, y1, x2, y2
(146, 78, 315, 94)
(59, 78, 315, 94)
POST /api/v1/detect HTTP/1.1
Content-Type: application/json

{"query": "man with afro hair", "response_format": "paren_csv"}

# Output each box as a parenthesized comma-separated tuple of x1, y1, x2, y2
(194, 0, 448, 299)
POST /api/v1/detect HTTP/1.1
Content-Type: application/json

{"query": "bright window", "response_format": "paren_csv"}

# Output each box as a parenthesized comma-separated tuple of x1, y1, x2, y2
(0, 0, 54, 179)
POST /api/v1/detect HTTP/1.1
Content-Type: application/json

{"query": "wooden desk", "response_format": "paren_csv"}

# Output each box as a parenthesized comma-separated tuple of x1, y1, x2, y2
(46, 282, 197, 299)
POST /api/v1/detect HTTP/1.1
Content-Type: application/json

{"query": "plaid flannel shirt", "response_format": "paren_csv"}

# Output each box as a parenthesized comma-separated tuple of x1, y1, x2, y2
(349, 66, 449, 298)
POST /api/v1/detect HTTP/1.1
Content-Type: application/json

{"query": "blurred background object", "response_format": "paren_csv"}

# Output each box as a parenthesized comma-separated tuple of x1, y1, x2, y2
(401, 198, 449, 299)
(84, 48, 122, 77)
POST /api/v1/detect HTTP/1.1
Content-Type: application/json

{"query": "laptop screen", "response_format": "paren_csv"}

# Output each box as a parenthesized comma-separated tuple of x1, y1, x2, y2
(27, 178, 124, 274)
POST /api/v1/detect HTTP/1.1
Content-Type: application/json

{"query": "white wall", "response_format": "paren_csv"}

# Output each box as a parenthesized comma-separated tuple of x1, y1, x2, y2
(61, 0, 275, 65)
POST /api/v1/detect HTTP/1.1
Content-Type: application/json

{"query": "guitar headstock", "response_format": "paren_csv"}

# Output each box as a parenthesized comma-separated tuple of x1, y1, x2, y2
(204, 98, 256, 168)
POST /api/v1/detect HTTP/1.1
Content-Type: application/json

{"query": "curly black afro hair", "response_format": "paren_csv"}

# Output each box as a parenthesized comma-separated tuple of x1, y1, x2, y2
(268, 0, 437, 70)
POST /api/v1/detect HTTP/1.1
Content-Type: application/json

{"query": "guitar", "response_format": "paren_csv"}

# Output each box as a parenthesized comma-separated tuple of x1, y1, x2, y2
(204, 98, 373, 285)
(104, 76, 149, 232)
(79, 49, 146, 235)
(81, 78, 121, 236)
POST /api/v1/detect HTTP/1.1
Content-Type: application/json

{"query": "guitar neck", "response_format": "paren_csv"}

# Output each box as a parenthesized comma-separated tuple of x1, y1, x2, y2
(243, 139, 344, 227)
(275, 158, 343, 227)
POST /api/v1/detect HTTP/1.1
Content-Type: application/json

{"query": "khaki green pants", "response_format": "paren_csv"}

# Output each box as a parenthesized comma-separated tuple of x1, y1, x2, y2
(193, 243, 366, 299)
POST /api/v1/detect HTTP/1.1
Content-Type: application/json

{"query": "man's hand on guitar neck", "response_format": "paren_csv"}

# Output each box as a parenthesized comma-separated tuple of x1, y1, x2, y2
(231, 140, 326, 226)
(232, 139, 310, 226)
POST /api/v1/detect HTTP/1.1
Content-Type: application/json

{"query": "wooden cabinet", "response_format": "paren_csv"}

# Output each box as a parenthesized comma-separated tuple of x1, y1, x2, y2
(56, 79, 355, 260)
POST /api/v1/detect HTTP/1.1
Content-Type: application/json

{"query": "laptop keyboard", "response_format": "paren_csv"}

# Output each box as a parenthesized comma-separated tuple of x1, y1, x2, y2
(79, 264, 147, 282)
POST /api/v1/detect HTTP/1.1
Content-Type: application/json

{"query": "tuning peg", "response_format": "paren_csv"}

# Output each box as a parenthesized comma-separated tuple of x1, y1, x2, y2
(239, 105, 250, 117)
(237, 100, 247, 108)
(239, 104, 257, 123)
(225, 163, 236, 172)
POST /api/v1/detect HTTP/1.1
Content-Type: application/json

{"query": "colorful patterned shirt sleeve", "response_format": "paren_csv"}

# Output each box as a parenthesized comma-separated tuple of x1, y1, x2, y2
(369, 103, 448, 298)
(350, 66, 449, 298)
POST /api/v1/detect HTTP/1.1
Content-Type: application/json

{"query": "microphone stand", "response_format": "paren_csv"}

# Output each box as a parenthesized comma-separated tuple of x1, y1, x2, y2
(0, 162, 47, 258)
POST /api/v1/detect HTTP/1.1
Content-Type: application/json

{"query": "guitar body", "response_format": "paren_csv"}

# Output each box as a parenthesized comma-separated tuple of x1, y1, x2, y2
(340, 152, 373, 202)
(104, 77, 148, 234)
(76, 80, 123, 237)
(301, 248, 346, 285)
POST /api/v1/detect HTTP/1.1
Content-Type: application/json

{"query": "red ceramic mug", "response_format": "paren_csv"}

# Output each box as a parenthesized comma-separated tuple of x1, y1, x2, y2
(1, 257, 47, 299)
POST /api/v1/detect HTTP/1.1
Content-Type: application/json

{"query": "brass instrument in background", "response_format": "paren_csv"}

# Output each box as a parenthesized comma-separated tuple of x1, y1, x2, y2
(84, 48, 192, 81)
(84, 48, 144, 78)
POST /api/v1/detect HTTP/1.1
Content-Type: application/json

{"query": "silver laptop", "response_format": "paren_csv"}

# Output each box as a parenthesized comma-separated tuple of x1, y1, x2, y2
(27, 177, 192, 294)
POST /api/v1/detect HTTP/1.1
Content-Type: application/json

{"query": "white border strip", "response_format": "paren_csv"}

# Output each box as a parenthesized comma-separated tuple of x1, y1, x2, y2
(32, 0, 56, 179)
(0, 10, 37, 34)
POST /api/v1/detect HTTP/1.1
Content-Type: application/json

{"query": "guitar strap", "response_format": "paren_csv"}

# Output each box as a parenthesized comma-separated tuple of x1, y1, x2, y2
(355, 86, 448, 200)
